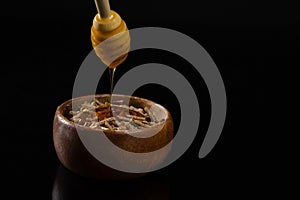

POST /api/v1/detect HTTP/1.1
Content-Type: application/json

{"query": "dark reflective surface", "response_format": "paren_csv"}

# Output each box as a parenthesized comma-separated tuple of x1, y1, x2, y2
(52, 165, 170, 200)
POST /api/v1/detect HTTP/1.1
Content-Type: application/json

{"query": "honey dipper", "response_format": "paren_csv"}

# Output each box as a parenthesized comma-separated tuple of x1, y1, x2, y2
(91, 0, 130, 68)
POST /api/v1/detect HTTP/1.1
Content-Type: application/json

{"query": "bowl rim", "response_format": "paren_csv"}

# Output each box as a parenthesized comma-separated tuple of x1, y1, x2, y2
(55, 94, 169, 135)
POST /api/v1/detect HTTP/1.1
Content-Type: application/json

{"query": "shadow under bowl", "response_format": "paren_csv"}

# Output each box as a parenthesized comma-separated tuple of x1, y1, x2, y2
(53, 94, 174, 180)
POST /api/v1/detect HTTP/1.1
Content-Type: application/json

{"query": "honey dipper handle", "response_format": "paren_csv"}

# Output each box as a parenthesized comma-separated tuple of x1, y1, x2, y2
(94, 0, 111, 18)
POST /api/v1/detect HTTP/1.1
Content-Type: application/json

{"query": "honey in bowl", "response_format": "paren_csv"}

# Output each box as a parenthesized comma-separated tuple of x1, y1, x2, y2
(65, 98, 166, 132)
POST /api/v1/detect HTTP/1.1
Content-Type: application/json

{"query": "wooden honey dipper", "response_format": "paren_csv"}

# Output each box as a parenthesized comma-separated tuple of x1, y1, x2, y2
(91, 0, 130, 69)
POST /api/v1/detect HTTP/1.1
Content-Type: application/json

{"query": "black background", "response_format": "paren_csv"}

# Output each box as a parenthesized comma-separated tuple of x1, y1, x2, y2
(1, 0, 297, 199)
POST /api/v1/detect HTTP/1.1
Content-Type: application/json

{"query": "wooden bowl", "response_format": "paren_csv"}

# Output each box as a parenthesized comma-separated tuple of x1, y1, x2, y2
(53, 94, 174, 180)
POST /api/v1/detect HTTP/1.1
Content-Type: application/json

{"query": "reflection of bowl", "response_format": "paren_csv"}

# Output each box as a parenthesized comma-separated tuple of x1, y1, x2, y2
(53, 94, 174, 180)
(52, 165, 170, 200)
